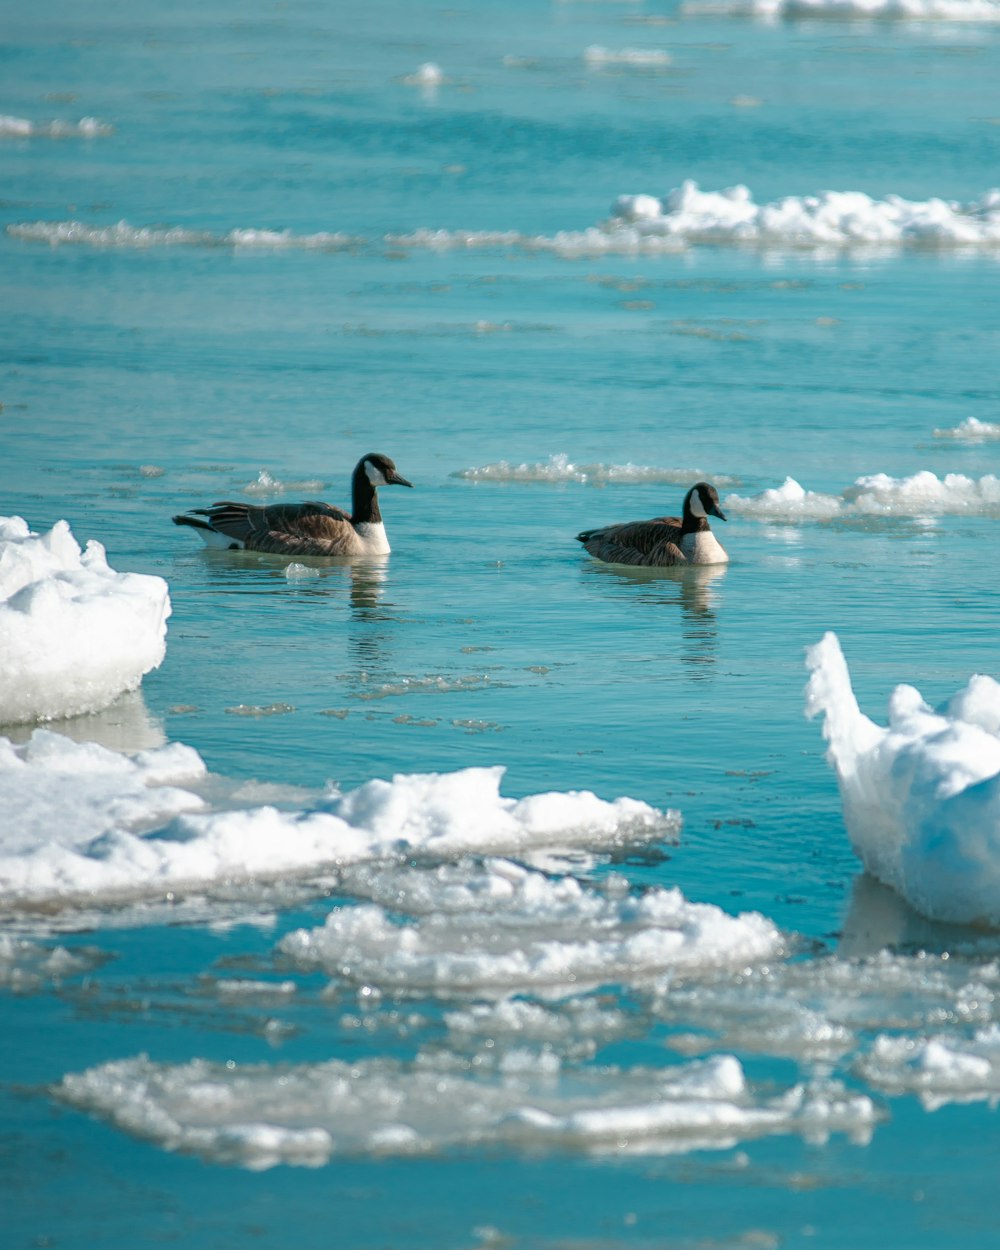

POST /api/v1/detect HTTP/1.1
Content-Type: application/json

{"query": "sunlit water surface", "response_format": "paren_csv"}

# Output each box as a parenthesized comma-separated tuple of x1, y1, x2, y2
(4, 0, 1000, 1246)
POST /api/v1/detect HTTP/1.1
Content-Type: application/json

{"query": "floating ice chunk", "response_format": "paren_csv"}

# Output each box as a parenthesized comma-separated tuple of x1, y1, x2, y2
(403, 62, 444, 86)
(0, 731, 205, 864)
(727, 471, 1000, 522)
(0, 933, 108, 991)
(279, 857, 782, 994)
(694, 0, 1000, 20)
(806, 632, 1000, 925)
(605, 181, 1000, 251)
(54, 1049, 875, 1169)
(725, 477, 842, 521)
(0, 735, 676, 913)
(857, 1025, 1000, 1110)
(845, 470, 1000, 514)
(933, 417, 1000, 442)
(6, 221, 354, 250)
(455, 454, 736, 486)
(324, 765, 675, 854)
(584, 46, 672, 66)
(0, 516, 170, 724)
(13, 183, 1000, 258)
(444, 997, 628, 1057)
(0, 114, 113, 137)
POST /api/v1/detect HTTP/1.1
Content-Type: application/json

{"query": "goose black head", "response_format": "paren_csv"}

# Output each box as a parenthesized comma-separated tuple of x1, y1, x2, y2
(687, 481, 726, 522)
(361, 453, 413, 489)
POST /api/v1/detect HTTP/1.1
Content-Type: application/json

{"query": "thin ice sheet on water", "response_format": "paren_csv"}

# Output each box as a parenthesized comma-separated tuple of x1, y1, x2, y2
(54, 1048, 877, 1170)
(857, 1024, 1000, 1110)
(11, 182, 1000, 258)
(279, 858, 784, 995)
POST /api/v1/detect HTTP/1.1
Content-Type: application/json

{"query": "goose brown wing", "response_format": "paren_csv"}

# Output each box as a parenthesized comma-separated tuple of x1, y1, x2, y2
(199, 500, 361, 555)
(577, 516, 686, 566)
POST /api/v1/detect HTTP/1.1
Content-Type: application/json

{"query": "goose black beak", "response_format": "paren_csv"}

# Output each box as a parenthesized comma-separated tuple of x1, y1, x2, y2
(389, 471, 413, 488)
(711, 503, 727, 522)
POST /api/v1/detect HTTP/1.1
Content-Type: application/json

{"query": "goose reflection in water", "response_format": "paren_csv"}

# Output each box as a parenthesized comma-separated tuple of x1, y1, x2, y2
(196, 549, 390, 611)
(193, 549, 399, 675)
(582, 561, 727, 680)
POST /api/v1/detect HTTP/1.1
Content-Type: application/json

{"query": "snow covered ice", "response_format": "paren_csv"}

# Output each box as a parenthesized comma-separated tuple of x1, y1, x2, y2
(727, 472, 1000, 522)
(692, 0, 1000, 19)
(0, 733, 679, 914)
(12, 181, 1000, 258)
(605, 182, 1000, 250)
(806, 631, 1000, 925)
(0, 516, 170, 724)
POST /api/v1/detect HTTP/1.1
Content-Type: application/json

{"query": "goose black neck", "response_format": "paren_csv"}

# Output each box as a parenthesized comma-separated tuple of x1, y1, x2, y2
(680, 490, 707, 535)
(351, 462, 382, 524)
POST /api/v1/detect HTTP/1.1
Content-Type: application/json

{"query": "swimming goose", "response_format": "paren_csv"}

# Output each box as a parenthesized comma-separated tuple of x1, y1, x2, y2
(172, 453, 413, 556)
(576, 481, 728, 567)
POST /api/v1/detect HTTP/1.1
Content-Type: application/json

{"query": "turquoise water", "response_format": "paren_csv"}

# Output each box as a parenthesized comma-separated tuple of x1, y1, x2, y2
(5, 0, 1000, 1245)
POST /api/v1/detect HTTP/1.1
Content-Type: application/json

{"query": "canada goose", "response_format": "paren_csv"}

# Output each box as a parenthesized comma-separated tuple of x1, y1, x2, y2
(172, 453, 413, 556)
(576, 481, 728, 567)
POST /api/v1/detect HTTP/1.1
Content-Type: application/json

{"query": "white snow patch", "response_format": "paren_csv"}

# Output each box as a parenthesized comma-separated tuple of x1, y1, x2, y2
(0, 516, 170, 724)
(727, 472, 1000, 521)
(933, 418, 1000, 442)
(689, 0, 1000, 20)
(0, 736, 676, 914)
(806, 632, 1000, 925)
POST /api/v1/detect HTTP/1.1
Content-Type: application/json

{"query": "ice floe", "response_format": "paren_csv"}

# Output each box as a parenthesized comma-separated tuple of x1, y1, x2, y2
(610, 182, 1000, 248)
(857, 1024, 1000, 1109)
(402, 62, 444, 87)
(0, 933, 109, 992)
(583, 46, 672, 66)
(54, 1048, 876, 1169)
(0, 733, 677, 914)
(0, 516, 171, 724)
(806, 631, 1000, 926)
(933, 417, 1000, 442)
(456, 454, 737, 487)
(401, 182, 1000, 254)
(0, 114, 112, 137)
(689, 0, 1000, 19)
(11, 181, 1000, 257)
(279, 858, 783, 995)
(5, 221, 355, 250)
(727, 472, 1000, 521)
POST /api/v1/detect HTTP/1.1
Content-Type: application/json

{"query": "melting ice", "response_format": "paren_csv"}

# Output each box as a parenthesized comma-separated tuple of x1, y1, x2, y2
(10, 181, 1000, 257)
(0, 733, 678, 913)
(806, 631, 1000, 925)
(0, 516, 170, 724)
(279, 858, 784, 995)
(689, 0, 1000, 19)
(727, 472, 1000, 521)
(54, 1049, 876, 1170)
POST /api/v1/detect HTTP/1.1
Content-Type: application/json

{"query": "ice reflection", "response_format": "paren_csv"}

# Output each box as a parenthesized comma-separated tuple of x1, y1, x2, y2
(0, 689, 166, 753)
(838, 872, 1000, 959)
